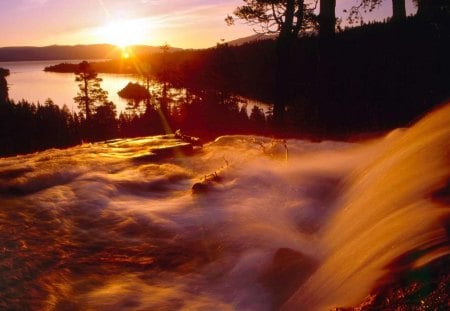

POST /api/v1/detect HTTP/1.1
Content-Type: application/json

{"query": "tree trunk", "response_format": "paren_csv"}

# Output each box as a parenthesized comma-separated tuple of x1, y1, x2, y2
(416, 0, 443, 19)
(316, 0, 337, 133)
(272, 0, 296, 130)
(319, 0, 336, 41)
(392, 0, 406, 21)
(273, 36, 294, 130)
(84, 78, 91, 121)
(145, 75, 150, 108)
(0, 77, 7, 103)
(281, 0, 295, 37)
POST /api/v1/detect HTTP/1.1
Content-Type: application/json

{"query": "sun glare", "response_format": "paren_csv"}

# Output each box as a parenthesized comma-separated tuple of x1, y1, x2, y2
(96, 19, 148, 48)
(122, 50, 130, 59)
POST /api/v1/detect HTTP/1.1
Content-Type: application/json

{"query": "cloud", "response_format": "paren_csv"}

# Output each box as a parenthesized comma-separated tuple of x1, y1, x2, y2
(0, 0, 252, 48)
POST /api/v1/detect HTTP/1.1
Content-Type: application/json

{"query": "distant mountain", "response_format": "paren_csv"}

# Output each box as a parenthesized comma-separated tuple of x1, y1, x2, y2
(0, 44, 180, 62)
(226, 33, 276, 46)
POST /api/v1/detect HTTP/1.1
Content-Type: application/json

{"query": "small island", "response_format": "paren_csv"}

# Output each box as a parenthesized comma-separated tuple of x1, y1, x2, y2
(44, 59, 136, 74)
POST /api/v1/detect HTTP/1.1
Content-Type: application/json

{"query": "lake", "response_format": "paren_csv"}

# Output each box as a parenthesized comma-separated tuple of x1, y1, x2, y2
(1, 60, 141, 112)
(0, 59, 270, 114)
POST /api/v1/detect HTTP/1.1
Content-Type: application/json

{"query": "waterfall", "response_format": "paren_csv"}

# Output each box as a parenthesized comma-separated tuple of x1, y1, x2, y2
(1, 105, 449, 310)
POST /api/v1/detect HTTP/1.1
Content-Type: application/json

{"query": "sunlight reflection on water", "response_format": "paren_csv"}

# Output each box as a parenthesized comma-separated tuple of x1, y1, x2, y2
(1, 60, 272, 114)
(2, 60, 140, 112)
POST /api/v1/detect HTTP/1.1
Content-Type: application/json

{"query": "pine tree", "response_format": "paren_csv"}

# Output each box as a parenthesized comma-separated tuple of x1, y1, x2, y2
(227, 0, 317, 128)
(74, 61, 108, 121)
(0, 68, 9, 103)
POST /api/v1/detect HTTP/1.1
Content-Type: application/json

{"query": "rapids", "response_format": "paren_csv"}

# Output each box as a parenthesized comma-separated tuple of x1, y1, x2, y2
(1, 104, 449, 310)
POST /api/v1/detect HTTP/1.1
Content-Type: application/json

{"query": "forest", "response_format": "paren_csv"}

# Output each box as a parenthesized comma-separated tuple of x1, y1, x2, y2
(1, 0, 449, 157)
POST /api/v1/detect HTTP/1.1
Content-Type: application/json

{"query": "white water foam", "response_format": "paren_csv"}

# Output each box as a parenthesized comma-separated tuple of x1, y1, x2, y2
(1, 105, 449, 310)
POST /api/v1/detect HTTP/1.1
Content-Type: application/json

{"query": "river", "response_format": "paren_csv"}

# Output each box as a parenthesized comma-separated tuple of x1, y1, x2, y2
(0, 104, 449, 310)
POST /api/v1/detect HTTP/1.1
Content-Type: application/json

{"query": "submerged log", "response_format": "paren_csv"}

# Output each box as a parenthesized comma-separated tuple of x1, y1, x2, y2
(175, 129, 204, 147)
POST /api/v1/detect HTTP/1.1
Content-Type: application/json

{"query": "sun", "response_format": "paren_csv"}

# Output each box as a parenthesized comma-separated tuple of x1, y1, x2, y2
(122, 50, 130, 59)
(96, 19, 148, 48)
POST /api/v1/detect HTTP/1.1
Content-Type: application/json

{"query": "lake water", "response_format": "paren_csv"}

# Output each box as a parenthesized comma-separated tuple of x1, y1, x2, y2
(1, 60, 141, 112)
(1, 60, 270, 114)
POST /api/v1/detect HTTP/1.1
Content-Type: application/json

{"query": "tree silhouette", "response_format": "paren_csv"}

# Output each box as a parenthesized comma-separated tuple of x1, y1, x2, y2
(226, 0, 316, 35)
(392, 0, 407, 21)
(415, 0, 450, 20)
(346, 0, 405, 24)
(227, 0, 317, 129)
(92, 101, 118, 141)
(319, 0, 336, 39)
(249, 105, 267, 130)
(74, 61, 108, 121)
(154, 44, 173, 116)
(140, 63, 152, 108)
(0, 98, 83, 156)
(208, 42, 240, 98)
(0, 68, 9, 103)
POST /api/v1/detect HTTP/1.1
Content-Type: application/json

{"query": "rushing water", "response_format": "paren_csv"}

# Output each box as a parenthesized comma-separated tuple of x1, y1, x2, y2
(1, 60, 141, 112)
(0, 104, 449, 310)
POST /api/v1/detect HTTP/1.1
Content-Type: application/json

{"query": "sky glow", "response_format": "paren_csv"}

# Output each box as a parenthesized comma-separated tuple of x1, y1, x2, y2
(0, 0, 416, 49)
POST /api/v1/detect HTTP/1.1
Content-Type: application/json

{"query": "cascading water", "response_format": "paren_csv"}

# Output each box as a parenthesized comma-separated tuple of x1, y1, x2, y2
(0, 104, 449, 310)
(283, 103, 450, 310)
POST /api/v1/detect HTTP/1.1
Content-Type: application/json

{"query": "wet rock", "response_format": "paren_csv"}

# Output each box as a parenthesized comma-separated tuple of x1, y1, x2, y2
(192, 173, 222, 195)
(192, 181, 211, 194)
(336, 255, 450, 310)
(432, 179, 450, 204)
(260, 248, 317, 309)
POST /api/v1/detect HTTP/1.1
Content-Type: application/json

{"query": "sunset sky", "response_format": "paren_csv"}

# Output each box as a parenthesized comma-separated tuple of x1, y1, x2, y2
(0, 0, 417, 49)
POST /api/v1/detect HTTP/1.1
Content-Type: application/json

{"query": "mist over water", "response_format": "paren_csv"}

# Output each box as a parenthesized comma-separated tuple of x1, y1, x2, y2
(1, 105, 449, 310)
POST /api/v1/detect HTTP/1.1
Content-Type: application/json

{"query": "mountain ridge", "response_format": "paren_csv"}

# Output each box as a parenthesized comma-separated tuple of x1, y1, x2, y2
(225, 33, 276, 46)
(0, 44, 180, 62)
(0, 33, 276, 62)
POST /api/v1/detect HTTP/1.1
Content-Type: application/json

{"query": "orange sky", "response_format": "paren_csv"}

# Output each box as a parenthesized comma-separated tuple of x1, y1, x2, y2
(0, 0, 416, 49)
